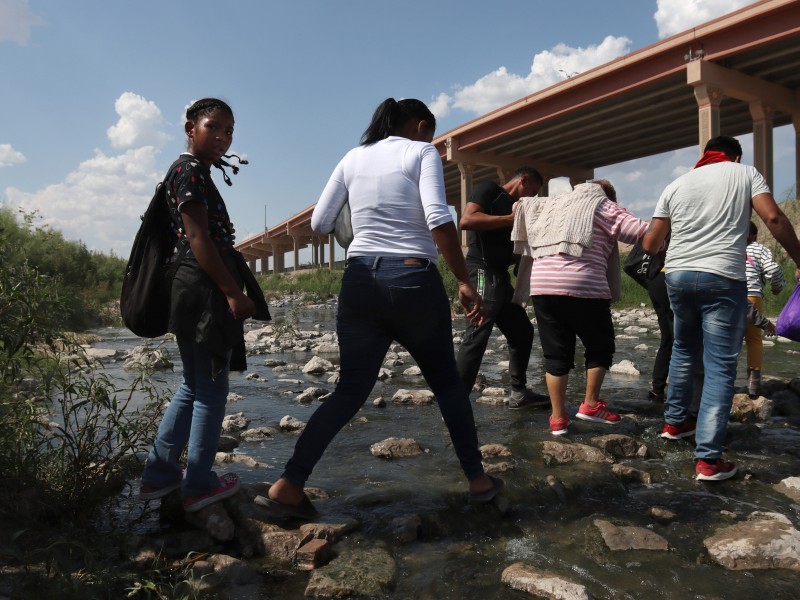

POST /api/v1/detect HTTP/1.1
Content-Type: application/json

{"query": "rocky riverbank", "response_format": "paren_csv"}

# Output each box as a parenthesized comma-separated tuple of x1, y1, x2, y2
(89, 301, 800, 598)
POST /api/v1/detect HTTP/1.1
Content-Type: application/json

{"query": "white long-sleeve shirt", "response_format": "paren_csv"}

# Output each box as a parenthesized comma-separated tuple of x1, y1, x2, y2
(311, 136, 452, 262)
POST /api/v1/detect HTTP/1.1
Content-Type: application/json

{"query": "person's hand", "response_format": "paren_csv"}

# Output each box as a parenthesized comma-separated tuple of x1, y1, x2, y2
(227, 292, 257, 320)
(458, 282, 486, 327)
(772, 287, 782, 296)
(764, 321, 777, 337)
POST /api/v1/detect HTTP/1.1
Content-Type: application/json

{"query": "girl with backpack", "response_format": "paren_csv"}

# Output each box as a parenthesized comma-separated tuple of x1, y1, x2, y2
(139, 98, 269, 512)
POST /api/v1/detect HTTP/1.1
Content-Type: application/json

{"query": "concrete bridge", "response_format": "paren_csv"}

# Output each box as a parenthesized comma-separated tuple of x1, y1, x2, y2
(237, 0, 800, 273)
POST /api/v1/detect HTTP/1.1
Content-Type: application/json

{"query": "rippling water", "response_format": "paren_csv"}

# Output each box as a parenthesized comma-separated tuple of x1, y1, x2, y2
(94, 303, 800, 599)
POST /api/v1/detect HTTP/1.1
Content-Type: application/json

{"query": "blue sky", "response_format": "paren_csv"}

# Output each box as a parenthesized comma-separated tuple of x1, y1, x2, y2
(1, 0, 791, 259)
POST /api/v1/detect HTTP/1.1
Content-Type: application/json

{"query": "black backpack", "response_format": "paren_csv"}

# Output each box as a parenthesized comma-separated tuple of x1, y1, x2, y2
(120, 160, 189, 338)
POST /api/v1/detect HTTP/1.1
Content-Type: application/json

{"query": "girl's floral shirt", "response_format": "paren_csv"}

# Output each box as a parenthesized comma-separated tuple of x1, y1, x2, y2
(165, 154, 235, 253)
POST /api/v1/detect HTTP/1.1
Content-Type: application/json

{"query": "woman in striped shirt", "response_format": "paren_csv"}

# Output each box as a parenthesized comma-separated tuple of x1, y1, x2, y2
(513, 180, 649, 435)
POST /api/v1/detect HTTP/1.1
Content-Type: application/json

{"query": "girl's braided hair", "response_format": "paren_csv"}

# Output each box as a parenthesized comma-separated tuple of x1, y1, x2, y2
(185, 98, 248, 186)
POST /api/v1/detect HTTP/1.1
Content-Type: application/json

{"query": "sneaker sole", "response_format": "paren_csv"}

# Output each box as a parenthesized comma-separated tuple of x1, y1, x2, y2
(140, 480, 182, 501)
(575, 413, 620, 424)
(183, 480, 241, 512)
(550, 426, 570, 436)
(696, 465, 738, 481)
(661, 430, 696, 440)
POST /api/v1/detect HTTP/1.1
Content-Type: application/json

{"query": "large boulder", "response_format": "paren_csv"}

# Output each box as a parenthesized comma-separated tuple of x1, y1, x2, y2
(704, 512, 800, 571)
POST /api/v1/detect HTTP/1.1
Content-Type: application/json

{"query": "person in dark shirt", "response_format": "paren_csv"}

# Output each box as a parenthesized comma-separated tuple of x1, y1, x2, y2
(456, 167, 548, 409)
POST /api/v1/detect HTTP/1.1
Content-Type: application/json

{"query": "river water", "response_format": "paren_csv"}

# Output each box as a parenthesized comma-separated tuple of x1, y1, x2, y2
(94, 302, 800, 599)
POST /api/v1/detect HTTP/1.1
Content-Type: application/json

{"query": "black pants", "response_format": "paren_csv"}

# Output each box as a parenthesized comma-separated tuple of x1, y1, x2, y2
(456, 261, 534, 393)
(647, 271, 673, 394)
(531, 295, 615, 376)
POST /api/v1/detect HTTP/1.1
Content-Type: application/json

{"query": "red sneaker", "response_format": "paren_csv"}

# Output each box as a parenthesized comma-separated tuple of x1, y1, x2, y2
(661, 419, 697, 440)
(576, 400, 620, 424)
(183, 472, 241, 512)
(549, 415, 570, 436)
(695, 459, 738, 481)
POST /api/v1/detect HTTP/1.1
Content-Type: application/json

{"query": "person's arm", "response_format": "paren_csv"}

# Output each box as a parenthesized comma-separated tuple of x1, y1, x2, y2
(459, 201, 515, 231)
(431, 221, 485, 326)
(752, 192, 800, 280)
(642, 217, 671, 255)
(311, 159, 348, 234)
(181, 202, 256, 320)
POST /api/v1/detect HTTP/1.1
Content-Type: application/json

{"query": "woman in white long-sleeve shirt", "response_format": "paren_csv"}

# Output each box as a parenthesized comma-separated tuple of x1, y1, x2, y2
(262, 98, 503, 519)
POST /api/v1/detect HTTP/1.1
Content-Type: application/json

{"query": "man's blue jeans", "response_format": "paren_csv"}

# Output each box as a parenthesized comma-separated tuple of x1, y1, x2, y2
(142, 338, 230, 497)
(665, 271, 747, 461)
(282, 256, 485, 487)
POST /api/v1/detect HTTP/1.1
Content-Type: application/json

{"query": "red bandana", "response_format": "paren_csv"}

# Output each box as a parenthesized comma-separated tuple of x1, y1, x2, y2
(694, 150, 732, 169)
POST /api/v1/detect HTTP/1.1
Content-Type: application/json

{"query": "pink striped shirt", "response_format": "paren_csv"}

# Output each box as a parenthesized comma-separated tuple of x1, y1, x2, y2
(530, 199, 648, 298)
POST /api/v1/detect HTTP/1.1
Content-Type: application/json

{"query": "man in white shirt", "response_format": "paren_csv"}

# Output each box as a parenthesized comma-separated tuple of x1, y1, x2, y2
(643, 135, 800, 482)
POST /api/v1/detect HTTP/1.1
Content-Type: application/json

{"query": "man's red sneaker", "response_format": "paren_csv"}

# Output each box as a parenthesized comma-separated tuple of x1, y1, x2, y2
(695, 459, 738, 481)
(661, 419, 697, 440)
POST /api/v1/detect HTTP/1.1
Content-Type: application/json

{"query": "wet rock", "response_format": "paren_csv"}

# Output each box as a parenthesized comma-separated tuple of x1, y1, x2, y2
(123, 345, 172, 371)
(391, 389, 434, 405)
(303, 356, 334, 374)
(476, 386, 508, 405)
(203, 553, 261, 586)
(217, 435, 240, 452)
(623, 325, 649, 334)
(774, 476, 800, 503)
(769, 389, 800, 418)
(501, 562, 591, 600)
(84, 347, 119, 361)
(391, 514, 422, 543)
(484, 461, 515, 473)
(227, 392, 244, 403)
(279, 415, 306, 432)
(183, 500, 236, 542)
(264, 358, 286, 367)
(245, 373, 261, 380)
(541, 441, 612, 465)
(370, 437, 423, 459)
(298, 519, 360, 543)
(305, 546, 396, 598)
(222, 412, 250, 432)
(161, 528, 219, 558)
(296, 386, 329, 403)
(377, 368, 393, 380)
(704, 512, 800, 571)
(730, 393, 774, 423)
(594, 519, 668, 551)
(255, 523, 302, 564)
(546, 475, 567, 502)
(296, 538, 335, 570)
(240, 427, 277, 441)
(610, 359, 640, 376)
(649, 507, 677, 522)
(591, 434, 648, 458)
(402, 366, 422, 376)
(327, 372, 340, 384)
(789, 377, 800, 396)
(215, 453, 270, 469)
(611, 463, 652, 484)
(315, 343, 339, 354)
(480, 443, 512, 459)
(372, 397, 386, 408)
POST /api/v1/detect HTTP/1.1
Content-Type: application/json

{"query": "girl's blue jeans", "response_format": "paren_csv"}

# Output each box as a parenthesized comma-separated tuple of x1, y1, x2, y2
(281, 256, 486, 487)
(141, 337, 229, 497)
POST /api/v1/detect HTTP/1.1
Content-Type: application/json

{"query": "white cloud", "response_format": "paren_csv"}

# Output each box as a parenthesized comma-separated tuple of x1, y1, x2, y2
(4, 91, 172, 256)
(0, 0, 44, 44)
(5, 146, 161, 256)
(428, 92, 452, 121)
(654, 0, 755, 39)
(107, 92, 171, 150)
(0, 143, 26, 167)
(437, 35, 631, 117)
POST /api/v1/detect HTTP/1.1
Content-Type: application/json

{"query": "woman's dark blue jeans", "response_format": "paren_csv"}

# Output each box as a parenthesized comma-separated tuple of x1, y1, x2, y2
(281, 256, 485, 487)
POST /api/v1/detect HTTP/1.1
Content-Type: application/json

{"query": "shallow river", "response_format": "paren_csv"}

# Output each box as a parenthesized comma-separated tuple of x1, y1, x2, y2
(94, 302, 800, 600)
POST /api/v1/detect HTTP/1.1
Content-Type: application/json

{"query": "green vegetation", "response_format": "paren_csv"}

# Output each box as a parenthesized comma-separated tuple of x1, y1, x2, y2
(257, 267, 343, 303)
(0, 207, 126, 330)
(0, 206, 185, 597)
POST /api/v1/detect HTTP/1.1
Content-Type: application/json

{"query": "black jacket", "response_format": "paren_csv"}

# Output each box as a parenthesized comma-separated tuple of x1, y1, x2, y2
(169, 249, 271, 379)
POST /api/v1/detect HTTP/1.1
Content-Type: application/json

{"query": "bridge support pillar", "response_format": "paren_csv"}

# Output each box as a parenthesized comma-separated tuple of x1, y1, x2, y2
(750, 101, 775, 191)
(693, 84, 722, 157)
